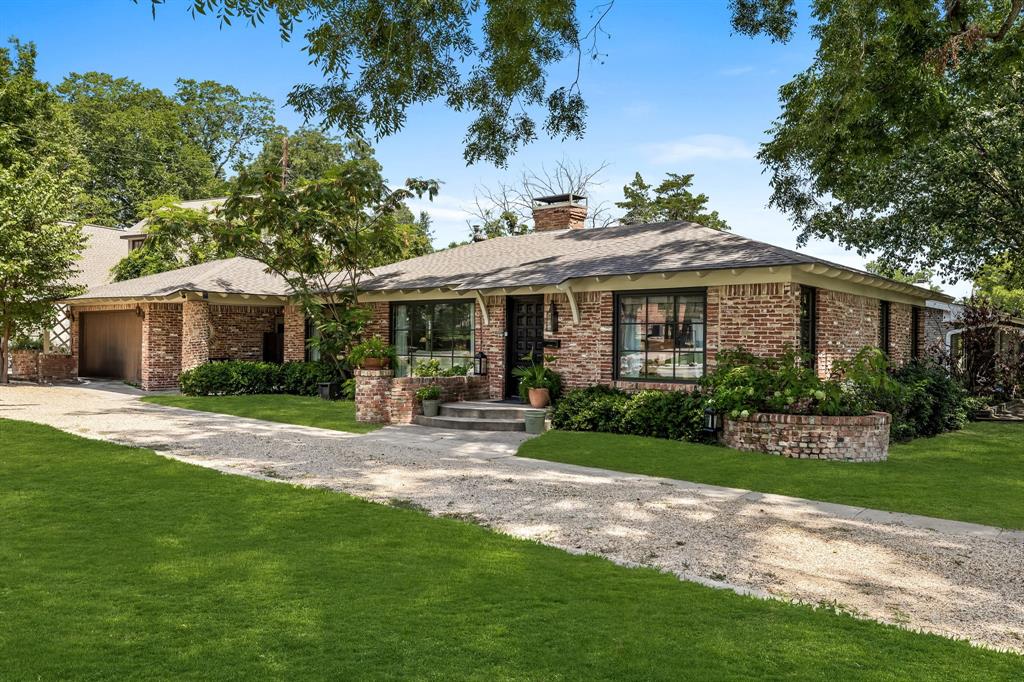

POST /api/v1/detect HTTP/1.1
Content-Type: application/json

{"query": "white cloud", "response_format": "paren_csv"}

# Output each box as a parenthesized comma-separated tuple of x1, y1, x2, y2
(644, 134, 756, 163)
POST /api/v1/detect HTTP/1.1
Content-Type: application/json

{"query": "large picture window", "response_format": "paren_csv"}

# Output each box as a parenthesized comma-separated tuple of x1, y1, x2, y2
(615, 291, 706, 382)
(391, 301, 474, 377)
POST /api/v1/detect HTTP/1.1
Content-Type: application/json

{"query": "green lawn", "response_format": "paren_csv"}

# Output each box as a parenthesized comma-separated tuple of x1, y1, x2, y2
(2, 419, 1020, 679)
(141, 394, 380, 434)
(518, 422, 1024, 530)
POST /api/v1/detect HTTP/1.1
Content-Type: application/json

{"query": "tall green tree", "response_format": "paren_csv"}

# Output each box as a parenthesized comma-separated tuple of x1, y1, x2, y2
(616, 172, 729, 229)
(0, 40, 86, 382)
(110, 197, 233, 282)
(731, 0, 1024, 282)
(151, 0, 604, 166)
(174, 78, 276, 182)
(57, 72, 218, 226)
(973, 258, 1024, 317)
(247, 127, 350, 185)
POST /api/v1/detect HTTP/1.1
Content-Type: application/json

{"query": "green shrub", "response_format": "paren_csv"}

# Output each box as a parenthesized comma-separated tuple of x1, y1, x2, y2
(444, 364, 471, 377)
(349, 336, 397, 368)
(416, 384, 442, 401)
(551, 385, 629, 432)
(341, 378, 356, 400)
(705, 350, 868, 418)
(512, 354, 563, 402)
(412, 359, 444, 377)
(179, 360, 341, 397)
(551, 385, 712, 443)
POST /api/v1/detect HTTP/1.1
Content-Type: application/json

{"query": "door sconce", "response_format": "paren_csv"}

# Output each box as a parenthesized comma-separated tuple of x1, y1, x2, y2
(545, 299, 559, 334)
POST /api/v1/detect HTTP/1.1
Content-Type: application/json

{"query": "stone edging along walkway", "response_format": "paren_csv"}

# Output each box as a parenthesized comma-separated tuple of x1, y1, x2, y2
(2, 383, 1023, 654)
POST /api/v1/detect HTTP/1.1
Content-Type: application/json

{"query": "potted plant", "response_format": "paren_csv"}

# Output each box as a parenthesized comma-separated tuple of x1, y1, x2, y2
(416, 384, 442, 416)
(512, 354, 562, 408)
(349, 336, 397, 370)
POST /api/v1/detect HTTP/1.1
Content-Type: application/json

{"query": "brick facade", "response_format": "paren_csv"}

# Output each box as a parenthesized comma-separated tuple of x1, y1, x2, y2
(888, 302, 913, 367)
(208, 304, 279, 361)
(354, 370, 490, 424)
(816, 289, 884, 375)
(354, 369, 394, 423)
(141, 303, 183, 391)
(707, 283, 801, 369)
(722, 411, 891, 462)
(283, 305, 305, 362)
(181, 300, 211, 372)
(9, 350, 40, 380)
(476, 296, 507, 399)
(543, 291, 613, 391)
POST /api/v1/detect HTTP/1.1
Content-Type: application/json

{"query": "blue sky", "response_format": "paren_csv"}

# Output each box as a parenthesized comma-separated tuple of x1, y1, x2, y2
(3, 0, 963, 295)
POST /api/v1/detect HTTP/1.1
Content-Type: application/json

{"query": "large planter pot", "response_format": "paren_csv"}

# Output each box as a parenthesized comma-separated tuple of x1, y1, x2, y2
(422, 399, 440, 417)
(524, 409, 547, 435)
(527, 387, 550, 408)
(361, 356, 390, 370)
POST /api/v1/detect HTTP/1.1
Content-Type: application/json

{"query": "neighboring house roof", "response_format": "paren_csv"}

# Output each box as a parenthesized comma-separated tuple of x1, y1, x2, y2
(76, 224, 131, 289)
(122, 197, 228, 240)
(361, 221, 948, 300)
(68, 256, 290, 302)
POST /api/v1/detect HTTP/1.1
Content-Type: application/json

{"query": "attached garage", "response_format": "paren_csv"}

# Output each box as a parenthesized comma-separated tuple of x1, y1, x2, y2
(78, 310, 142, 383)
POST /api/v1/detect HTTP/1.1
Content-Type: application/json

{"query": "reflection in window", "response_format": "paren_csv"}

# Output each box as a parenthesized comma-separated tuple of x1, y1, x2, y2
(391, 301, 474, 377)
(616, 291, 706, 382)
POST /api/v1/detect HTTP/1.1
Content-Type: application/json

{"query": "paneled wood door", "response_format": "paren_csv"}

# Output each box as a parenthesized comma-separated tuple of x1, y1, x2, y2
(79, 310, 142, 383)
(505, 295, 544, 399)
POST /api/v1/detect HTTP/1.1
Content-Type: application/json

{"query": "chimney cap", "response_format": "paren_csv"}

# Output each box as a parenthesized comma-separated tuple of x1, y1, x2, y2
(532, 193, 587, 207)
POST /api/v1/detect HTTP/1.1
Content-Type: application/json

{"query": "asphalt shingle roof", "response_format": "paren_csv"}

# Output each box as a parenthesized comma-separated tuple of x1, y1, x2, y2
(361, 222, 855, 291)
(76, 224, 131, 289)
(70, 257, 291, 300)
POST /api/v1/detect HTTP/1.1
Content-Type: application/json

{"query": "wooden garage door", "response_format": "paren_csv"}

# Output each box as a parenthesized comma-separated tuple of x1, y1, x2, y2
(79, 311, 142, 382)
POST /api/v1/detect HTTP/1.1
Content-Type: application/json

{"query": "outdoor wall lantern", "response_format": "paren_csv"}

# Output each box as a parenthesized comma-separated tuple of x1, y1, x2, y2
(703, 407, 721, 434)
(135, 305, 145, 319)
(474, 351, 488, 376)
(545, 299, 559, 334)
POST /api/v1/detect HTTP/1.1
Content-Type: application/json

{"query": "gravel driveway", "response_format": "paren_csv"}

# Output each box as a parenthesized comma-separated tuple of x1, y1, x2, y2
(2, 382, 1022, 653)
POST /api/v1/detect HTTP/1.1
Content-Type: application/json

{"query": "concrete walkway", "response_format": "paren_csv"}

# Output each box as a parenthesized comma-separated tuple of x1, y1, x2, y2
(2, 382, 1022, 653)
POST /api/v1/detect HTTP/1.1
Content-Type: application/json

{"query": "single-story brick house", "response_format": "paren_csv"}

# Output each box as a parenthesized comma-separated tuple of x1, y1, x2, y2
(57, 195, 949, 396)
(356, 195, 950, 403)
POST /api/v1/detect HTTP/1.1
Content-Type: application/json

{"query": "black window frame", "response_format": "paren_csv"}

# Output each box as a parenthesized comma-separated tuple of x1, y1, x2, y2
(879, 300, 891, 356)
(612, 288, 708, 384)
(799, 286, 818, 366)
(389, 299, 475, 377)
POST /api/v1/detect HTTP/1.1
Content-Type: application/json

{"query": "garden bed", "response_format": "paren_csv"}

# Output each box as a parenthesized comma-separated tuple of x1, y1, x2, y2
(722, 411, 891, 462)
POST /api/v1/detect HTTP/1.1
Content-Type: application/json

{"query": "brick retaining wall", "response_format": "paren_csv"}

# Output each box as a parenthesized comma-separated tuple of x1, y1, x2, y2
(9, 349, 76, 383)
(722, 411, 891, 462)
(354, 369, 489, 423)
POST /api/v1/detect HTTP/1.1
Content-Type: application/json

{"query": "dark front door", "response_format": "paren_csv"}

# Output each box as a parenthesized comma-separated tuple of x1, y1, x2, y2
(506, 295, 544, 399)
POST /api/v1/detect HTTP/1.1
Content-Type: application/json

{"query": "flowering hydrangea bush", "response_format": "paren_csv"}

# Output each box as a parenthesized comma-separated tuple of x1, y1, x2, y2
(703, 350, 870, 418)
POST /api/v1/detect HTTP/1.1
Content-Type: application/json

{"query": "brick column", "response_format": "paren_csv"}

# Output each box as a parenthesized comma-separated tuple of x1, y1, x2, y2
(181, 300, 211, 372)
(355, 369, 394, 423)
(283, 305, 305, 362)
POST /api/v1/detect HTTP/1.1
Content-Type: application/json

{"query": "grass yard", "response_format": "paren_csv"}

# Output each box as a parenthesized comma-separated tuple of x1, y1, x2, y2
(2, 419, 1021, 679)
(141, 394, 380, 434)
(518, 422, 1024, 530)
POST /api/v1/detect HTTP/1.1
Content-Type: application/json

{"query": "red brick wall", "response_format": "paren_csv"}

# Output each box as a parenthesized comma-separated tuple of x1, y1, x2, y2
(543, 291, 613, 391)
(817, 290, 881, 375)
(388, 375, 490, 424)
(39, 353, 77, 382)
(141, 303, 183, 391)
(365, 302, 390, 339)
(707, 283, 801, 369)
(9, 350, 39, 380)
(888, 303, 913, 367)
(722, 411, 891, 462)
(283, 305, 305, 362)
(476, 296, 506, 399)
(354, 369, 393, 423)
(208, 305, 279, 361)
(181, 300, 211, 372)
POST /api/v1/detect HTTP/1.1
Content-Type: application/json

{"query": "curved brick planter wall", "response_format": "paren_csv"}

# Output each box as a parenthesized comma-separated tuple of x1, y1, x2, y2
(722, 412, 891, 462)
(355, 370, 490, 424)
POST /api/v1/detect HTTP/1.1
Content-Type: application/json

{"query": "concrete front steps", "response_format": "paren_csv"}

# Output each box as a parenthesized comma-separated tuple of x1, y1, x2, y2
(412, 400, 538, 432)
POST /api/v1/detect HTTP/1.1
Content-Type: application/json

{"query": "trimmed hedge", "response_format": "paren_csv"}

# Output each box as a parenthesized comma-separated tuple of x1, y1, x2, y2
(179, 360, 342, 397)
(551, 385, 711, 443)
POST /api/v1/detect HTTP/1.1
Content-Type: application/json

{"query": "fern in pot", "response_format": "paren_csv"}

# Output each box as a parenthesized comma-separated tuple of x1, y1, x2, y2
(416, 384, 443, 417)
(512, 354, 562, 408)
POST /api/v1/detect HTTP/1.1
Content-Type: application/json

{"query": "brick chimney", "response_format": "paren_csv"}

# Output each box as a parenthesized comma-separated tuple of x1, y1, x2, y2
(532, 194, 587, 232)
